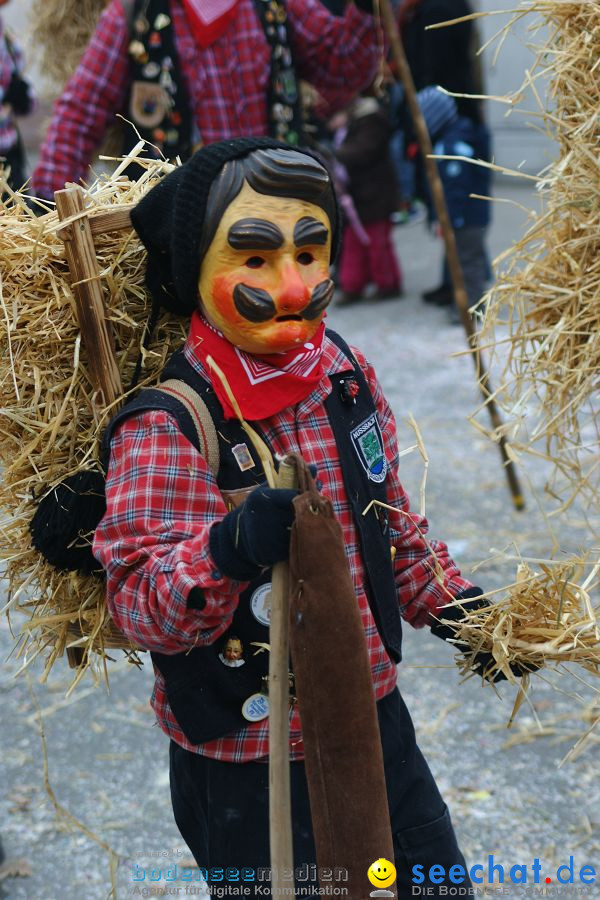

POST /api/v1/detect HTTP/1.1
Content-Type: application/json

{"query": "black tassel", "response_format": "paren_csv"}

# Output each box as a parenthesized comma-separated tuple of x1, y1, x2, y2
(29, 470, 106, 575)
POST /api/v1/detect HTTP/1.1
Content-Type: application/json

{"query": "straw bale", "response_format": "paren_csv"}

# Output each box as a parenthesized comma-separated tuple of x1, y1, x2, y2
(27, 0, 136, 157)
(0, 160, 186, 674)
(29, 0, 107, 95)
(474, 1, 600, 512)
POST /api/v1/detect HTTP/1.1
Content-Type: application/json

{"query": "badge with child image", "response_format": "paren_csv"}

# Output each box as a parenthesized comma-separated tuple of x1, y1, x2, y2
(367, 858, 396, 897)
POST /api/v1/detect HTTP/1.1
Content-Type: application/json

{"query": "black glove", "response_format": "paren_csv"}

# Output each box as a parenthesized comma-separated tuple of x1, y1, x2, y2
(431, 590, 535, 683)
(209, 484, 297, 581)
(5, 72, 33, 116)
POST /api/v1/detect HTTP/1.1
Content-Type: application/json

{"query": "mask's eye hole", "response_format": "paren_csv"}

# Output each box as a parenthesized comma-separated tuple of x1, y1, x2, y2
(245, 256, 265, 269)
(297, 252, 314, 266)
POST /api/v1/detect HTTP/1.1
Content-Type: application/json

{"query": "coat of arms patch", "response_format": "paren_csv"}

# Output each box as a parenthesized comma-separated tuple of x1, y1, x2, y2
(350, 414, 387, 483)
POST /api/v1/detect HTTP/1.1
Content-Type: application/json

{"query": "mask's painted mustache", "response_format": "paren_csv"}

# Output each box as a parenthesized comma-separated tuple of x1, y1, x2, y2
(233, 284, 275, 322)
(302, 279, 335, 320)
(233, 279, 335, 323)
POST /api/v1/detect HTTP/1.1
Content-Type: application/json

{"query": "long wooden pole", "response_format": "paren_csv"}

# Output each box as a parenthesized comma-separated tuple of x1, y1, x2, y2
(380, 0, 524, 511)
(269, 457, 297, 888)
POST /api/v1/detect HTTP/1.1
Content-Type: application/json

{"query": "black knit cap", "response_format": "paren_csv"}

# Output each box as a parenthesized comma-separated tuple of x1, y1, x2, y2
(131, 137, 340, 316)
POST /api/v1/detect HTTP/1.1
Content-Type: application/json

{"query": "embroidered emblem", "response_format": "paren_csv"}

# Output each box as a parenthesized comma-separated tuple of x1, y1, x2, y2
(350, 414, 387, 483)
(232, 443, 255, 472)
(250, 583, 272, 626)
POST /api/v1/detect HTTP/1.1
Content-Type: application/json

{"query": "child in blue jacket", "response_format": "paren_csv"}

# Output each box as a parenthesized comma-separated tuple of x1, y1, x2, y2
(418, 86, 491, 323)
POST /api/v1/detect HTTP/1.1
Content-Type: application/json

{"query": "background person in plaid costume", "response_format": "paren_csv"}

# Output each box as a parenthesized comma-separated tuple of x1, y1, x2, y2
(93, 138, 525, 895)
(31, 0, 381, 201)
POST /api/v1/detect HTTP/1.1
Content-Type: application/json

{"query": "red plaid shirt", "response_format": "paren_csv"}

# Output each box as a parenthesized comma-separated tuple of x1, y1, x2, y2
(93, 334, 473, 761)
(31, 0, 380, 199)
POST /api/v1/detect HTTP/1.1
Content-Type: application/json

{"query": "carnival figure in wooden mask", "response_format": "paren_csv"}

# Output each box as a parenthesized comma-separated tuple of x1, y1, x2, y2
(96, 136, 528, 894)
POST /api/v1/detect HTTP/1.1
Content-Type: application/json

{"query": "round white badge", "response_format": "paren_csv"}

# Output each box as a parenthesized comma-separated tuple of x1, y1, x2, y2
(250, 583, 272, 626)
(242, 693, 269, 722)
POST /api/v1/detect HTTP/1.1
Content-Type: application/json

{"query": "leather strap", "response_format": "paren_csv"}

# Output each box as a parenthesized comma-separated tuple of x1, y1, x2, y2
(155, 378, 220, 477)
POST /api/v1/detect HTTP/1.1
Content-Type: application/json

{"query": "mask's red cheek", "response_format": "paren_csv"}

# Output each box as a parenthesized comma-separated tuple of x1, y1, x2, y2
(209, 274, 240, 320)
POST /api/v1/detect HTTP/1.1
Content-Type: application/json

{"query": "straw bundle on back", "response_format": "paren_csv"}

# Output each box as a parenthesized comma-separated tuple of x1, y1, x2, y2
(0, 162, 184, 677)
(476, 1, 599, 511)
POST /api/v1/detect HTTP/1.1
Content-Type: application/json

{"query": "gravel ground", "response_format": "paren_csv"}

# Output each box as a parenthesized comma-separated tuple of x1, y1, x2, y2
(1, 182, 598, 900)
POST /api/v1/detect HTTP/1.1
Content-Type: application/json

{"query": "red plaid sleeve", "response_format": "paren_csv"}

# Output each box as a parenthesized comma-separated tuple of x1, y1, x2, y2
(353, 348, 474, 629)
(31, 0, 130, 199)
(92, 409, 247, 654)
(287, 0, 380, 104)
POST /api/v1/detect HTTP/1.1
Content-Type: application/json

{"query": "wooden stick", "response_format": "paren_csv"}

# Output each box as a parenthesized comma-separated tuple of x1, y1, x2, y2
(380, 0, 525, 511)
(205, 357, 295, 875)
(269, 456, 297, 889)
(55, 186, 123, 408)
(55, 185, 124, 667)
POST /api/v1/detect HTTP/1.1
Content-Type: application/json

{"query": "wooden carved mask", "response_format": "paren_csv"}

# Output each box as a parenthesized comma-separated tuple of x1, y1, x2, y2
(198, 181, 335, 355)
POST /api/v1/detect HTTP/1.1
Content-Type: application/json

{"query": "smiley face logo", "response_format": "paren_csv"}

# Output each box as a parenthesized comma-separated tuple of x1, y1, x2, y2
(368, 858, 397, 890)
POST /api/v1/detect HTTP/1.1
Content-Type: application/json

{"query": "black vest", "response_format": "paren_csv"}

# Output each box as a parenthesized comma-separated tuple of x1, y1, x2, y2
(123, 0, 304, 164)
(125, 0, 193, 163)
(103, 331, 402, 744)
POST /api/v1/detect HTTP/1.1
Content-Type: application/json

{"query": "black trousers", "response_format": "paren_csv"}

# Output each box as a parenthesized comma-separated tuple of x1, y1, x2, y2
(170, 688, 473, 897)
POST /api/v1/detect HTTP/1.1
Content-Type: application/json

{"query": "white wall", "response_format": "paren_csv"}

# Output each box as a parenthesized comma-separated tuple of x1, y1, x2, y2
(476, 0, 557, 174)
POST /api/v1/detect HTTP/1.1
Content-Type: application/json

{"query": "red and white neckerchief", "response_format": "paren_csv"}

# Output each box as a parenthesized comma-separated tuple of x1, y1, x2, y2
(181, 0, 240, 48)
(188, 311, 326, 420)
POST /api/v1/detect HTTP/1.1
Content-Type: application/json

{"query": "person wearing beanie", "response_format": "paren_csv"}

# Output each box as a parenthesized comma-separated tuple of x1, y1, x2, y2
(0, 1, 35, 194)
(30, 0, 382, 201)
(416, 85, 492, 322)
(93, 139, 526, 895)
